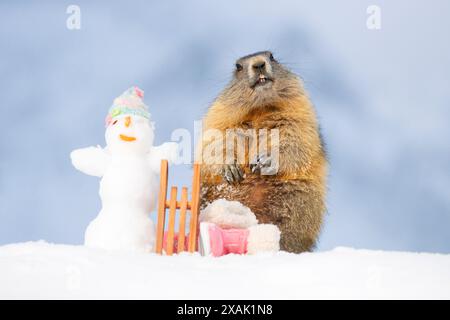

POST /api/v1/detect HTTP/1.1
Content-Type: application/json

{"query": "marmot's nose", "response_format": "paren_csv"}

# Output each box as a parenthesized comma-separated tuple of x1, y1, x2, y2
(252, 61, 266, 72)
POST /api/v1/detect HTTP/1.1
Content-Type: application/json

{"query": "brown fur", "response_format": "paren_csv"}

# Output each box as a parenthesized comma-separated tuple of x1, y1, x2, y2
(199, 51, 327, 253)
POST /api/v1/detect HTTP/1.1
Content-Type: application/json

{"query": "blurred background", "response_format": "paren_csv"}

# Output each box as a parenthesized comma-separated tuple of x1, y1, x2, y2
(1, 0, 449, 253)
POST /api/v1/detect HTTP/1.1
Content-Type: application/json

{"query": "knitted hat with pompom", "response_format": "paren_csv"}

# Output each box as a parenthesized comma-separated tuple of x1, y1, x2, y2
(105, 86, 150, 127)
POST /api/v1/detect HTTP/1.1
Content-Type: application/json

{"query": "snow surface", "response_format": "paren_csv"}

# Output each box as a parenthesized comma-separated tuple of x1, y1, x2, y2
(1, 241, 449, 299)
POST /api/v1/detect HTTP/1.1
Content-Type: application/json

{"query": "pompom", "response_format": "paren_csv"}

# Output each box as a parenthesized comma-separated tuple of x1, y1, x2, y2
(134, 86, 144, 98)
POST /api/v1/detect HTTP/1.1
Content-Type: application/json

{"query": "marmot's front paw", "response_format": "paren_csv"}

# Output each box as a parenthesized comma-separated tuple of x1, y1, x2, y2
(222, 161, 244, 184)
(250, 153, 278, 175)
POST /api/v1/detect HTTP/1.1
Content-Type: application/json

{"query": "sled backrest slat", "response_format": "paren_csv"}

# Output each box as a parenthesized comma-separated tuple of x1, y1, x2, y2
(165, 186, 178, 256)
(188, 163, 201, 252)
(155, 160, 168, 254)
(177, 187, 188, 253)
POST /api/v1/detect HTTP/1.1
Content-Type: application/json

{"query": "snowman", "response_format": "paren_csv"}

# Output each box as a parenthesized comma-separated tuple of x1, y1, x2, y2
(71, 87, 177, 253)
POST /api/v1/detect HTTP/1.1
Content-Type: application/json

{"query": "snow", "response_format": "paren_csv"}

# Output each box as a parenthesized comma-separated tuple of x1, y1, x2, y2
(1, 242, 449, 299)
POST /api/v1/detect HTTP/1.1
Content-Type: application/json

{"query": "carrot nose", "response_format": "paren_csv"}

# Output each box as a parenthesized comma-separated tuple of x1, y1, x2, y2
(124, 116, 131, 127)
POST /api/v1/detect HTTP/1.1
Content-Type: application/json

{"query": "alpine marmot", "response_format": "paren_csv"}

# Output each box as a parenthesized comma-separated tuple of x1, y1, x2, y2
(199, 51, 327, 253)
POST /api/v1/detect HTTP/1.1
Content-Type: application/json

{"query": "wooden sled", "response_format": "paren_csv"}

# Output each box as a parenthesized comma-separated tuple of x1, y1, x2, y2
(155, 160, 201, 255)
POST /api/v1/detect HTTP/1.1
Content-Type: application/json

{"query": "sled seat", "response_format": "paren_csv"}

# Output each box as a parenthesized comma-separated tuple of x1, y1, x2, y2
(155, 160, 201, 255)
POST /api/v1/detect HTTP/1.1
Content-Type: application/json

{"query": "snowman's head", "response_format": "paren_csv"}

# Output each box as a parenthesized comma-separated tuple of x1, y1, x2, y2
(105, 114, 154, 155)
(104, 87, 154, 155)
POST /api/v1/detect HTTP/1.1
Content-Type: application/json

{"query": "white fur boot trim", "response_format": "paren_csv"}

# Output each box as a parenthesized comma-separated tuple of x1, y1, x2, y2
(200, 199, 258, 229)
(247, 224, 280, 254)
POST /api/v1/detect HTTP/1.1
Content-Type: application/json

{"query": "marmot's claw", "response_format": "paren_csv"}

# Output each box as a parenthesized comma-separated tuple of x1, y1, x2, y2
(250, 154, 272, 174)
(223, 163, 244, 184)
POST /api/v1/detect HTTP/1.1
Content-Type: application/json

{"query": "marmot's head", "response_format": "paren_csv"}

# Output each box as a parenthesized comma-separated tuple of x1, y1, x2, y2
(218, 51, 303, 109)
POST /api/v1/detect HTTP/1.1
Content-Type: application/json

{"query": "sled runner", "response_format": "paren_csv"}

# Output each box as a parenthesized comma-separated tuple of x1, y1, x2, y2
(155, 160, 201, 255)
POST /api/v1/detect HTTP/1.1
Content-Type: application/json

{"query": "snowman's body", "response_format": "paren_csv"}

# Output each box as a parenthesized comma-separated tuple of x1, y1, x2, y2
(71, 87, 177, 253)
(84, 154, 158, 252)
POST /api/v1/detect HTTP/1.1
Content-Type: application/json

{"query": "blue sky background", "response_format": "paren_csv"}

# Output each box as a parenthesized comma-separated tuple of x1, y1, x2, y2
(1, 0, 449, 253)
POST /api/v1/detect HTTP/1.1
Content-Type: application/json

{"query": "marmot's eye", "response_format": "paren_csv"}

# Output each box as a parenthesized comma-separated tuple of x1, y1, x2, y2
(269, 53, 275, 61)
(113, 120, 118, 125)
(235, 63, 243, 72)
